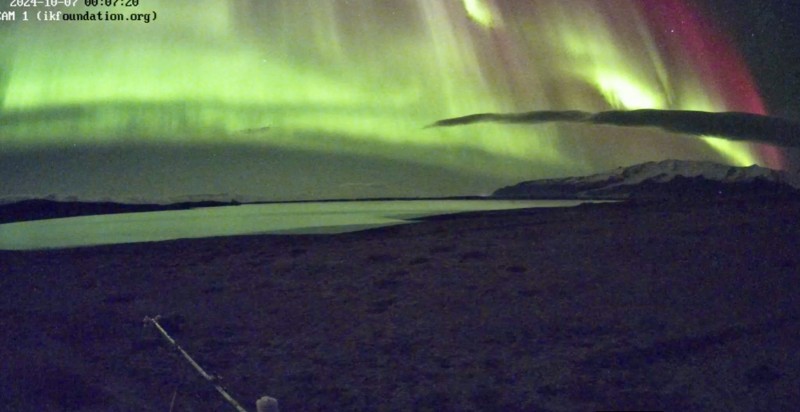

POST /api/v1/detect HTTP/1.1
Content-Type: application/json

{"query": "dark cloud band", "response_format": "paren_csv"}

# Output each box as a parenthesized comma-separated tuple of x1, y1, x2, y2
(428, 109, 800, 147)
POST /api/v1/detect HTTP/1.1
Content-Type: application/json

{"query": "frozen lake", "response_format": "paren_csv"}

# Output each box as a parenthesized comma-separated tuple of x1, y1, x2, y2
(0, 199, 590, 250)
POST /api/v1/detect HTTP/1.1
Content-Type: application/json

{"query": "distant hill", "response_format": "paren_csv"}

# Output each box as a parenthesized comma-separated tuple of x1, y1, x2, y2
(493, 160, 800, 200)
(0, 199, 240, 224)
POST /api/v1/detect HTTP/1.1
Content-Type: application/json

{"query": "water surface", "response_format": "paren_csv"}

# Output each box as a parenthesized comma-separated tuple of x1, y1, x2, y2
(0, 199, 588, 250)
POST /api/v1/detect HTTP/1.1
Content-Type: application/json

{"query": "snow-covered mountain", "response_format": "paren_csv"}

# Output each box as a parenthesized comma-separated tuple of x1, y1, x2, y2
(493, 160, 799, 199)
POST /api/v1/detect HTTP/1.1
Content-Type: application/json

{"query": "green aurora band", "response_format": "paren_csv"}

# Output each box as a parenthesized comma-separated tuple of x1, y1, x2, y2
(0, 0, 786, 200)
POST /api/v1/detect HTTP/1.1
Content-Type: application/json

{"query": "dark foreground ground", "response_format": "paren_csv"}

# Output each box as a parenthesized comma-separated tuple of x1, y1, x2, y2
(1, 197, 798, 411)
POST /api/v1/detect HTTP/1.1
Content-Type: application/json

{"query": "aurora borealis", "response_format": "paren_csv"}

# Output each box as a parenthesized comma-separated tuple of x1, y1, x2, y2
(0, 0, 795, 201)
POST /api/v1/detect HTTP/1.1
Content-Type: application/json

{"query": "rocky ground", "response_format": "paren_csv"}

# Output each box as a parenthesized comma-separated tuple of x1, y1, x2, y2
(1, 197, 798, 411)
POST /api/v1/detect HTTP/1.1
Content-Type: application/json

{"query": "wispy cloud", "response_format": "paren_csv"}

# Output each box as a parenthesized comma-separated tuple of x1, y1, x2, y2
(428, 109, 800, 147)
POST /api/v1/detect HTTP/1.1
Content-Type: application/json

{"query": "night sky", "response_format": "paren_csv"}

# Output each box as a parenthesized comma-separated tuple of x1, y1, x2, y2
(697, 0, 800, 120)
(1, 0, 798, 202)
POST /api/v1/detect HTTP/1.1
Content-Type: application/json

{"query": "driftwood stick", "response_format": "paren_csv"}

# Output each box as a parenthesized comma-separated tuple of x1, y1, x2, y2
(144, 315, 250, 412)
(169, 387, 178, 412)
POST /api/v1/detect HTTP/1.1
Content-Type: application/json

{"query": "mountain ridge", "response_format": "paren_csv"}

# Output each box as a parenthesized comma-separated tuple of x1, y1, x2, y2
(493, 159, 799, 200)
